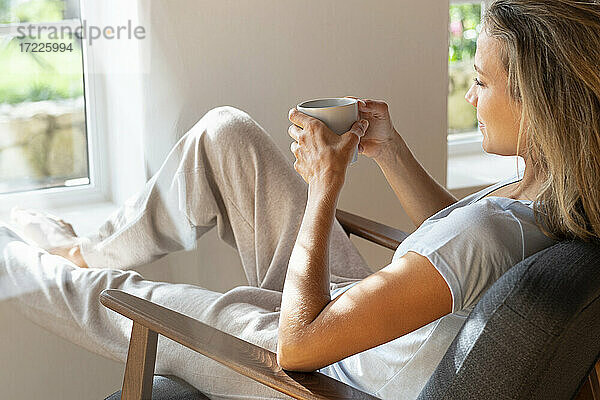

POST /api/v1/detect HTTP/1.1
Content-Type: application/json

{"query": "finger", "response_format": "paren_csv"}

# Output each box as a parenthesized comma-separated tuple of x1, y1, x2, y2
(348, 119, 369, 138)
(290, 140, 300, 156)
(344, 96, 367, 109)
(355, 99, 388, 114)
(288, 124, 301, 141)
(343, 120, 367, 152)
(367, 99, 389, 114)
(346, 96, 374, 112)
(293, 160, 301, 174)
(289, 107, 319, 129)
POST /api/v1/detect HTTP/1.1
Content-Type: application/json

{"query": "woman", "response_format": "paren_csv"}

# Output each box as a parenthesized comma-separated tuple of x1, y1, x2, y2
(3, 0, 599, 398)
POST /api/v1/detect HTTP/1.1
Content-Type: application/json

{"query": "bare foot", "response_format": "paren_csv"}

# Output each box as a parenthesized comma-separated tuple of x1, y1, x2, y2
(49, 245, 89, 268)
(10, 207, 89, 268)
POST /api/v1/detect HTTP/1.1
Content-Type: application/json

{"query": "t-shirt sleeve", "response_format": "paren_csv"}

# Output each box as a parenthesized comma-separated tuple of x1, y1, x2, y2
(392, 200, 547, 312)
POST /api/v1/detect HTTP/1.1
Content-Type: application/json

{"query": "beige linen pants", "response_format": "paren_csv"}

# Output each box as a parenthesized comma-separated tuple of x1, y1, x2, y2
(3, 106, 373, 399)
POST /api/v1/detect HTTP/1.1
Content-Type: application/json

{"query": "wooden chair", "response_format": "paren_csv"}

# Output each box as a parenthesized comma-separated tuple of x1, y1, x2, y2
(101, 209, 600, 400)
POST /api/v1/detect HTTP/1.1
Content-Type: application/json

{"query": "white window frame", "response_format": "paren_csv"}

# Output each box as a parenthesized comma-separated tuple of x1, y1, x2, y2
(0, 2, 110, 212)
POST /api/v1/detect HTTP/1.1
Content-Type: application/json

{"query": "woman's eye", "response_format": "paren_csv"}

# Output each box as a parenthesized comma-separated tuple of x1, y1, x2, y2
(473, 77, 484, 87)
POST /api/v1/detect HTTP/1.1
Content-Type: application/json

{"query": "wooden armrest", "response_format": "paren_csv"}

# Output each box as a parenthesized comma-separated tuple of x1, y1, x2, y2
(100, 289, 380, 400)
(335, 209, 410, 250)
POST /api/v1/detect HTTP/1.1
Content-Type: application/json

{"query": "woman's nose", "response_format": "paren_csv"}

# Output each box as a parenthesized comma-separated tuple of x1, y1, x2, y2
(465, 84, 478, 107)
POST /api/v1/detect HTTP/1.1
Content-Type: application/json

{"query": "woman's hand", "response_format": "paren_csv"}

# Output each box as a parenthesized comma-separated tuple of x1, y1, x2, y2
(345, 97, 400, 160)
(288, 108, 369, 186)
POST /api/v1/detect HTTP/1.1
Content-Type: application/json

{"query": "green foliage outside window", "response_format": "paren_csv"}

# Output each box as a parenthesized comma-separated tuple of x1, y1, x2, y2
(0, 0, 87, 192)
(0, 35, 83, 104)
(0, 0, 82, 105)
(448, 3, 482, 134)
(449, 4, 481, 62)
(0, 0, 65, 24)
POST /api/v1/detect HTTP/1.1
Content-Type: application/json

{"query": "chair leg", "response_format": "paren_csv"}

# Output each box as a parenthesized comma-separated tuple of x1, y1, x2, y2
(121, 322, 158, 400)
(590, 360, 600, 400)
(575, 376, 595, 400)
(574, 361, 600, 400)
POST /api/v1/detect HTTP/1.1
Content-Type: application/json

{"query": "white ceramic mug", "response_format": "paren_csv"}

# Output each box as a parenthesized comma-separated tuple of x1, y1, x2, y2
(296, 97, 359, 164)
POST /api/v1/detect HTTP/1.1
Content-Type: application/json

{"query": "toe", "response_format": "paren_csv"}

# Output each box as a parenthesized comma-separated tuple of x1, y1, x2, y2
(59, 220, 77, 237)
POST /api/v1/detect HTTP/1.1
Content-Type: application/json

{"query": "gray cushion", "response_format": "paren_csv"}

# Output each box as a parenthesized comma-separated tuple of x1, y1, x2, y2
(417, 239, 600, 400)
(105, 375, 209, 400)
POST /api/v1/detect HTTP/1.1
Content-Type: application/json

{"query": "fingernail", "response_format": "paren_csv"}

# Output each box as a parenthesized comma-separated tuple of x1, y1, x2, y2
(361, 119, 369, 128)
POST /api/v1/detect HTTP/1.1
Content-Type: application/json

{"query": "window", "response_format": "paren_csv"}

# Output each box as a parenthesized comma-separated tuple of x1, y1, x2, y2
(0, 0, 92, 196)
(448, 2, 482, 138)
(447, 0, 522, 189)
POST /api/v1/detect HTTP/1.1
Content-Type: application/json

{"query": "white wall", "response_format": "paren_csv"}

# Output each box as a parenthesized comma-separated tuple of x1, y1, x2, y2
(135, 0, 450, 268)
(0, 1, 459, 398)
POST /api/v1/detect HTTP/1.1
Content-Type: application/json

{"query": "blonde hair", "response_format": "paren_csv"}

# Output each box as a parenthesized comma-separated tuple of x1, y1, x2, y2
(483, 0, 600, 242)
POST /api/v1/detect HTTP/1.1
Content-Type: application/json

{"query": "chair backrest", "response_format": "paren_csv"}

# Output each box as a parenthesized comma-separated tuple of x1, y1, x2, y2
(417, 239, 600, 400)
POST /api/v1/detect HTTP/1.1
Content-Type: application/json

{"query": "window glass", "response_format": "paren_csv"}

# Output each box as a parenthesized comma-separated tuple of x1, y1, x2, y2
(0, 0, 79, 24)
(0, 0, 88, 195)
(448, 3, 482, 135)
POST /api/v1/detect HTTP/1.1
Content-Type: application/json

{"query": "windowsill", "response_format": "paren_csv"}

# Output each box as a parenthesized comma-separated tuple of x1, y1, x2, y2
(0, 200, 118, 238)
(48, 201, 119, 236)
(447, 132, 523, 190)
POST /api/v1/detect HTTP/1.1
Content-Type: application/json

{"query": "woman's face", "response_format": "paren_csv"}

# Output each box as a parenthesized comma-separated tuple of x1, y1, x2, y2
(465, 28, 525, 156)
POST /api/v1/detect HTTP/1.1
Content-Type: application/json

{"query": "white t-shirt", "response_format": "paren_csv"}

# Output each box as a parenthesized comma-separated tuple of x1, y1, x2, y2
(317, 174, 558, 399)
